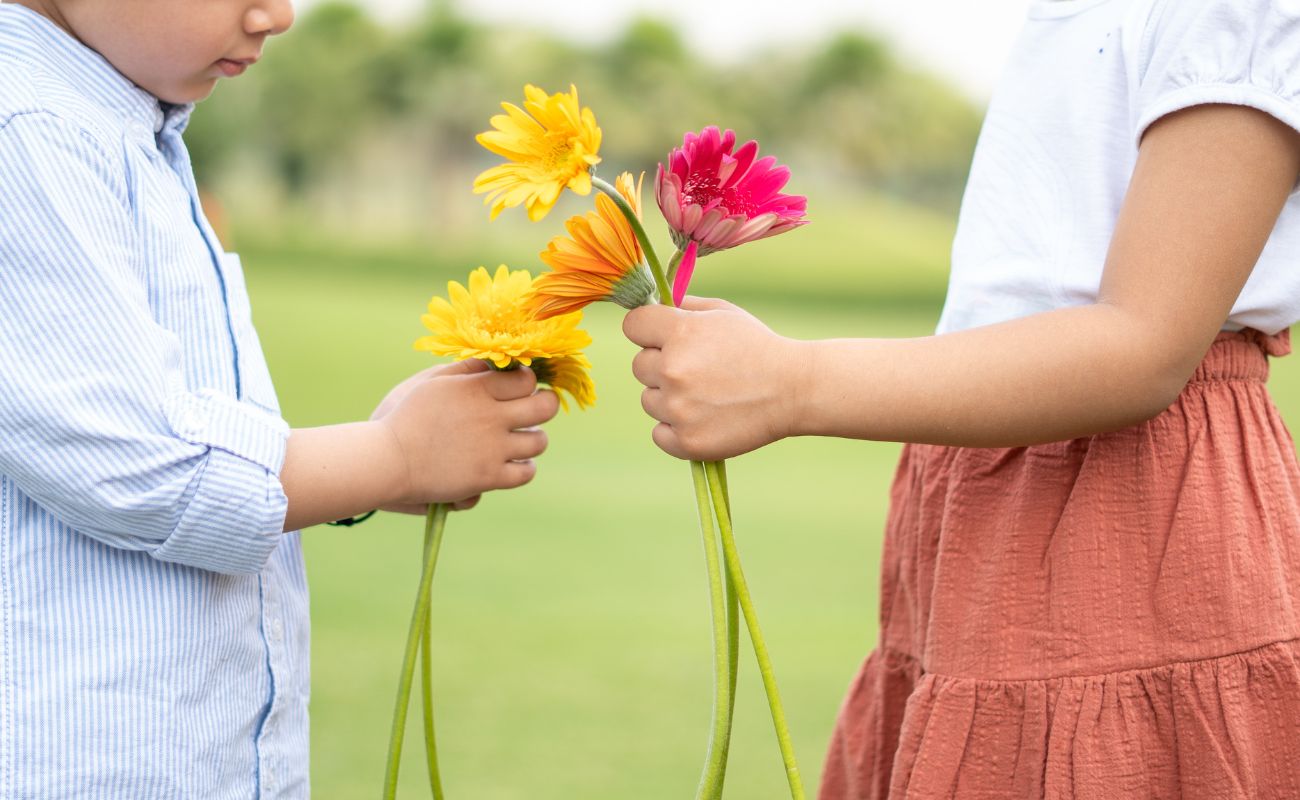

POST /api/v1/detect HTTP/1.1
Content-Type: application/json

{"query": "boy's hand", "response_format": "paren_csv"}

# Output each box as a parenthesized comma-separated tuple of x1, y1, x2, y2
(623, 297, 806, 461)
(372, 360, 559, 511)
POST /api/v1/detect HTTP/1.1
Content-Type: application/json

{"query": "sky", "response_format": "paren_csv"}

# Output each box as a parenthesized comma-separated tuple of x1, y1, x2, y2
(298, 0, 1036, 101)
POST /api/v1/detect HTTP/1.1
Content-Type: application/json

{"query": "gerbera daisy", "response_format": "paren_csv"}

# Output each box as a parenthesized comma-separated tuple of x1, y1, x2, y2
(530, 171, 658, 319)
(415, 265, 595, 409)
(656, 126, 807, 256)
(473, 84, 603, 222)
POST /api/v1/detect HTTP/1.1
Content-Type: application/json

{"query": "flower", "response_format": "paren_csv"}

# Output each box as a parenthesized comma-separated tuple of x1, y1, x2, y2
(531, 354, 596, 411)
(530, 171, 659, 319)
(473, 84, 603, 222)
(415, 265, 595, 409)
(656, 126, 807, 256)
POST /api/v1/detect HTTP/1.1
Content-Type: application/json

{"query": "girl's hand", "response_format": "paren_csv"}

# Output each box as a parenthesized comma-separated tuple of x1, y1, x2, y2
(623, 297, 807, 461)
(373, 360, 559, 511)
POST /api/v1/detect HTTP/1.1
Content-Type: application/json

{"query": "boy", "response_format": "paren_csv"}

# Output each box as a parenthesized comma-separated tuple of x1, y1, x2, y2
(0, 1, 555, 796)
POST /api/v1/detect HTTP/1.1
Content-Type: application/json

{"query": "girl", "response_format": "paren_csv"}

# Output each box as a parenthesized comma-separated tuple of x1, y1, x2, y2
(624, 0, 1300, 797)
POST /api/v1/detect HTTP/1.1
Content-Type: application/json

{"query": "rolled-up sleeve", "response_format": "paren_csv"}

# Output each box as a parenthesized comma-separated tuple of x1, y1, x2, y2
(0, 111, 289, 575)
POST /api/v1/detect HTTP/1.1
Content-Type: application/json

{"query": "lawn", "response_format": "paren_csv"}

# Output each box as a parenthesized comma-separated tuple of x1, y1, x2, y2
(239, 196, 1300, 798)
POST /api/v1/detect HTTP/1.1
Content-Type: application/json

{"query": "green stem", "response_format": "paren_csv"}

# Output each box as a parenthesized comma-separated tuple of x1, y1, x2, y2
(704, 461, 806, 800)
(421, 553, 445, 800)
(710, 462, 740, 783)
(591, 176, 672, 306)
(666, 248, 685, 290)
(382, 503, 448, 800)
(690, 461, 734, 800)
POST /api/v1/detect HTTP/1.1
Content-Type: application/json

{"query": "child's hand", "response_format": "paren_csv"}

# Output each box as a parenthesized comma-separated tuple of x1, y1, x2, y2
(623, 297, 806, 461)
(372, 360, 559, 511)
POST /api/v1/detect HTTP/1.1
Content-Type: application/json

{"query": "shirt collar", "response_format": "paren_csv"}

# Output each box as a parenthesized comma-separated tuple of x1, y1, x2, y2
(0, 4, 193, 135)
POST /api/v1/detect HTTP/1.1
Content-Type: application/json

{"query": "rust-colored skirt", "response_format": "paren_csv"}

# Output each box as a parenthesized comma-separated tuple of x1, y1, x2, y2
(819, 330, 1300, 799)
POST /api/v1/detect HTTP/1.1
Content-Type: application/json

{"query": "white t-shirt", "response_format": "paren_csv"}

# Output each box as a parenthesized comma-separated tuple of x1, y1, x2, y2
(936, 0, 1300, 336)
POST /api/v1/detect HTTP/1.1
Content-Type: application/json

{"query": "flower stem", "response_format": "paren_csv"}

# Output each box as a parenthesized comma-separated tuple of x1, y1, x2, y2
(591, 176, 672, 306)
(710, 462, 740, 781)
(667, 248, 685, 288)
(704, 460, 806, 800)
(690, 461, 734, 800)
(382, 503, 448, 800)
(421, 558, 445, 800)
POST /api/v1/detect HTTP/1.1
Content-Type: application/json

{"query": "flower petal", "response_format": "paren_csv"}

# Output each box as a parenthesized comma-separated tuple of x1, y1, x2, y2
(672, 241, 698, 307)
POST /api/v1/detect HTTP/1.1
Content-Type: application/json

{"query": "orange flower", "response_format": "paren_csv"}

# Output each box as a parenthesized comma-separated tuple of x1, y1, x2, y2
(530, 171, 658, 319)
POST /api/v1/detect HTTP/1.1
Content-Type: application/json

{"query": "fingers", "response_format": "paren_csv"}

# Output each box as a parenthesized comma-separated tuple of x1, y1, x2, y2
(640, 387, 668, 423)
(651, 422, 689, 460)
(451, 495, 481, 512)
(498, 459, 537, 490)
(623, 303, 684, 348)
(507, 428, 548, 461)
(506, 389, 559, 429)
(631, 347, 662, 388)
(482, 365, 538, 401)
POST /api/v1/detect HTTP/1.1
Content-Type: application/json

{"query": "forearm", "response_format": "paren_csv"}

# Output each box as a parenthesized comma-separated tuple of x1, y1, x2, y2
(280, 421, 406, 531)
(794, 302, 1205, 448)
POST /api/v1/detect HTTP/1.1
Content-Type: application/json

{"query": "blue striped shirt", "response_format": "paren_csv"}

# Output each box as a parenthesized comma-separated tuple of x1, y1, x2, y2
(0, 6, 309, 797)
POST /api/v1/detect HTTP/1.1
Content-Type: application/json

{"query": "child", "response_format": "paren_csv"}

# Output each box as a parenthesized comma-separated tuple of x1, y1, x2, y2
(0, 1, 557, 797)
(625, 0, 1300, 797)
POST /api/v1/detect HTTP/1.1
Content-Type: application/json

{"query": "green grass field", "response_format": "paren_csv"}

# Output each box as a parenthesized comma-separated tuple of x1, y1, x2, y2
(239, 197, 1300, 798)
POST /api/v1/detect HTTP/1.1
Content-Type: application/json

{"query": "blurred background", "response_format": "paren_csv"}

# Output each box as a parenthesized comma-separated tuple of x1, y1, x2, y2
(191, 1, 1300, 796)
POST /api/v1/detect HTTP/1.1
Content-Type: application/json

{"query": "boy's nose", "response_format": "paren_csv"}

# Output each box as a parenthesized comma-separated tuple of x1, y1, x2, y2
(245, 0, 295, 37)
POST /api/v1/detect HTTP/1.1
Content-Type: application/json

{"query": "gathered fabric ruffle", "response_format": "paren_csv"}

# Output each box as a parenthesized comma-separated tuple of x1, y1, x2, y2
(838, 640, 1300, 799)
(820, 331, 1300, 799)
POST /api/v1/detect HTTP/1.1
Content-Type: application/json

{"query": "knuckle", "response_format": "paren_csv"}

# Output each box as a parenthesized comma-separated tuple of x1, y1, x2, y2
(664, 394, 689, 422)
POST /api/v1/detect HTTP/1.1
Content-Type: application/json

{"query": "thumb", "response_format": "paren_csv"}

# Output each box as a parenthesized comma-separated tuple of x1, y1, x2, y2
(436, 358, 492, 377)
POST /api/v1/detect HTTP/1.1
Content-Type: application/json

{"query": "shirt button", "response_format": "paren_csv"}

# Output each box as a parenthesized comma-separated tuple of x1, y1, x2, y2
(270, 618, 284, 642)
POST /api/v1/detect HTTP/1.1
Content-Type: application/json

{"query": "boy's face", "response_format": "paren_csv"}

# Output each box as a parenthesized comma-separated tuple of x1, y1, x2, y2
(15, 0, 294, 104)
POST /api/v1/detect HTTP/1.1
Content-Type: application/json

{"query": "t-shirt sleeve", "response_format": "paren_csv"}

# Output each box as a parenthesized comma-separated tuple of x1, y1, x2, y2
(1133, 0, 1300, 144)
(0, 111, 290, 575)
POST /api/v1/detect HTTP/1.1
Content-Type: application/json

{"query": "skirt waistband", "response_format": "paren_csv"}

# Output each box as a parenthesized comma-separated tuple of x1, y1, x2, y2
(1189, 328, 1290, 384)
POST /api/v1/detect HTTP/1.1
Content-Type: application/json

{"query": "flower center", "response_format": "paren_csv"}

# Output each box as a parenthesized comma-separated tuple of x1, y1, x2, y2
(542, 136, 574, 173)
(683, 170, 758, 218)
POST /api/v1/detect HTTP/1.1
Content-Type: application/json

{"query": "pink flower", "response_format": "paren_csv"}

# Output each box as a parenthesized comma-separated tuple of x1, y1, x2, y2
(672, 241, 698, 307)
(655, 126, 808, 257)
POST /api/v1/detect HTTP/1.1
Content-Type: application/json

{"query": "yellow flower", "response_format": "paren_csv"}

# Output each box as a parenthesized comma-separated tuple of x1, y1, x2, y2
(530, 171, 658, 320)
(473, 84, 602, 222)
(532, 354, 597, 411)
(415, 265, 595, 409)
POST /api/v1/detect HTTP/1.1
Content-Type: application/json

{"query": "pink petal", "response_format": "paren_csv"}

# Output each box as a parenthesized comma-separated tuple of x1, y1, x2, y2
(680, 203, 704, 235)
(672, 241, 698, 307)
(721, 140, 759, 189)
(737, 159, 788, 200)
(691, 207, 728, 242)
(702, 216, 742, 250)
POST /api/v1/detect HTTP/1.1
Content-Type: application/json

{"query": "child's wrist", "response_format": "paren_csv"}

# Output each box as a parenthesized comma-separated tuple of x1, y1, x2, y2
(365, 419, 414, 508)
(782, 337, 820, 439)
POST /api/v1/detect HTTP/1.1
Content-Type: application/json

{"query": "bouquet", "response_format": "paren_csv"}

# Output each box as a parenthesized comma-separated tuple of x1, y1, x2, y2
(383, 84, 809, 800)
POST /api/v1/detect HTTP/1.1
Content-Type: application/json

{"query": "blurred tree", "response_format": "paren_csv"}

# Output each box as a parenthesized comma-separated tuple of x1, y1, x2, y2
(254, 1, 394, 190)
(185, 3, 983, 231)
(801, 32, 892, 95)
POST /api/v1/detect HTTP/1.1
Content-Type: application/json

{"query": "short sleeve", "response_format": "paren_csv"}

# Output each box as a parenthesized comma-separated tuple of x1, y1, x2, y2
(1133, 0, 1300, 144)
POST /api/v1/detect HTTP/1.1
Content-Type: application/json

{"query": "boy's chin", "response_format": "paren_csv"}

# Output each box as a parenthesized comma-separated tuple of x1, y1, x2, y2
(146, 78, 218, 106)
